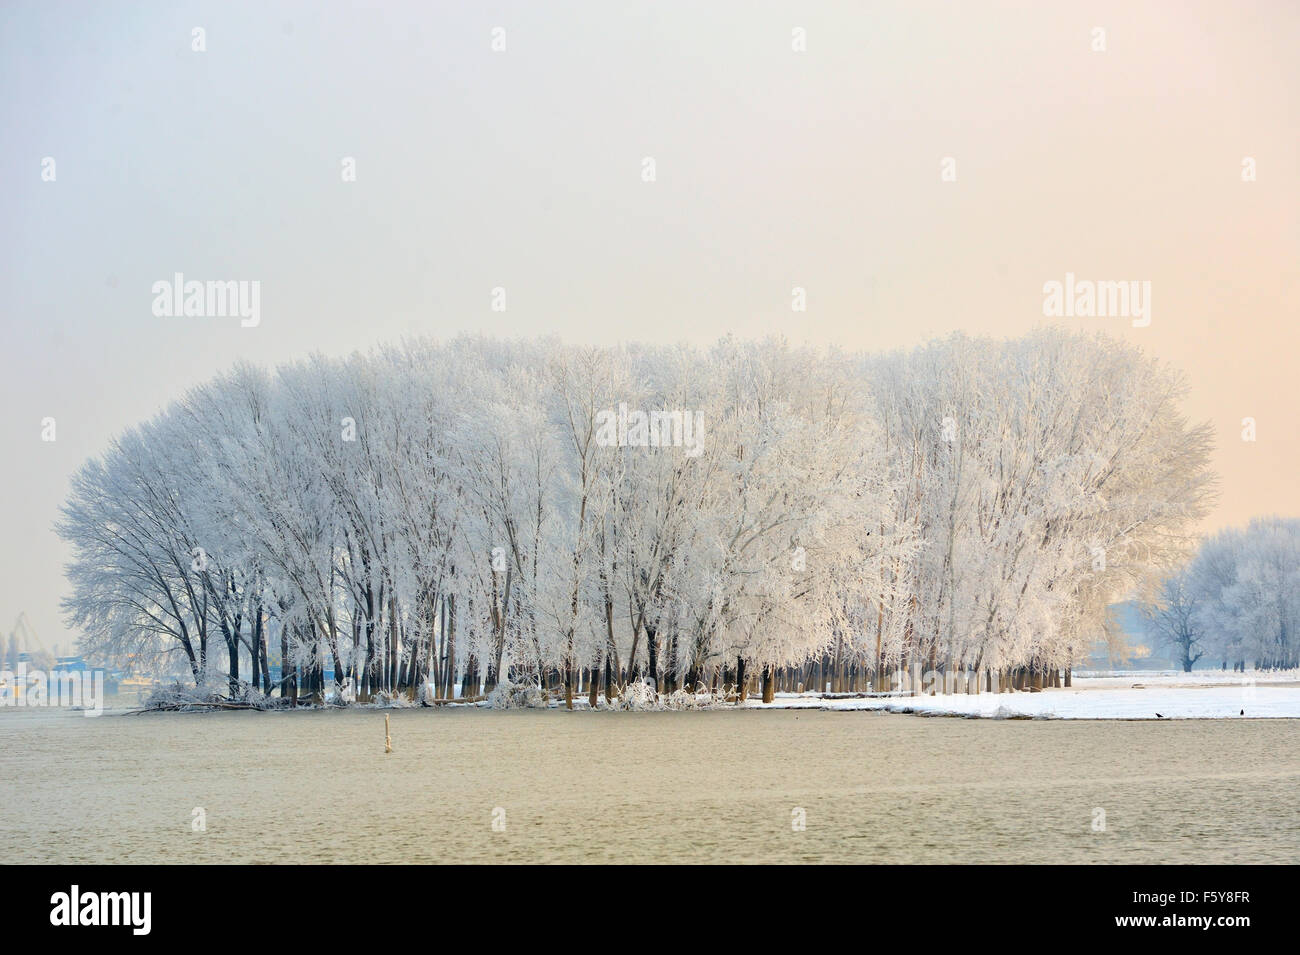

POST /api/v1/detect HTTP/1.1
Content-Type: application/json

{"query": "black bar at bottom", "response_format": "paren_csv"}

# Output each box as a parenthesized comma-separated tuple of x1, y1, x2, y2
(9, 863, 1284, 942)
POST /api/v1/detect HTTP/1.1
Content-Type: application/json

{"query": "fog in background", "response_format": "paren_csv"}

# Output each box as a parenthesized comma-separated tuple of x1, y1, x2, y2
(2, 0, 1297, 650)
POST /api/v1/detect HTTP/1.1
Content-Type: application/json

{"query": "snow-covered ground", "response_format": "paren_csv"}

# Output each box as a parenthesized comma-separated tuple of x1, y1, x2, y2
(747, 670, 1300, 720)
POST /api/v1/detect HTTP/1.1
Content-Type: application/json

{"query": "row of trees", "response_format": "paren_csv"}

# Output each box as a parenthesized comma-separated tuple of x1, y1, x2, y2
(1144, 517, 1300, 671)
(59, 329, 1216, 706)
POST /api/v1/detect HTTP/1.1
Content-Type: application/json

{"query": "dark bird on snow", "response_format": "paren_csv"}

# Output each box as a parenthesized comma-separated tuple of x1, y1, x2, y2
(1241, 709, 1245, 716)
(1155, 713, 1163, 718)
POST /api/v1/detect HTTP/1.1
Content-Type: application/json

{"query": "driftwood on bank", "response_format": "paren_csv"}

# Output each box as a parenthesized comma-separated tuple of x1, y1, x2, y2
(128, 694, 490, 714)
(422, 695, 486, 705)
(129, 700, 265, 714)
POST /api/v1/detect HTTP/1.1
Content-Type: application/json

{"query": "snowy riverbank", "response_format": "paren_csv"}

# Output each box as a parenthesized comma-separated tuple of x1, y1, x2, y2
(79, 669, 1300, 720)
(746, 671, 1300, 720)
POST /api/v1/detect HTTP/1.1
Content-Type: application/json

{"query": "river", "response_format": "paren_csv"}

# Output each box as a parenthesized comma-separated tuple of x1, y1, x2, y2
(2, 706, 1296, 863)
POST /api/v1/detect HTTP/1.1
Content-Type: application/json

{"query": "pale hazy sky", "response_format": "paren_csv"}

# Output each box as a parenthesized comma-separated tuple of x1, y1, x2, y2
(2, 1, 1297, 651)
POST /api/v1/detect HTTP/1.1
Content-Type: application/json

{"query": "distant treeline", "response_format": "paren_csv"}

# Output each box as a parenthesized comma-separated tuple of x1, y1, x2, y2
(1144, 518, 1300, 672)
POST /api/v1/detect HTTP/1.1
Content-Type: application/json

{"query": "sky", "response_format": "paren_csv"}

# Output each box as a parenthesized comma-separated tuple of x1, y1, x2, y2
(1, 0, 1297, 654)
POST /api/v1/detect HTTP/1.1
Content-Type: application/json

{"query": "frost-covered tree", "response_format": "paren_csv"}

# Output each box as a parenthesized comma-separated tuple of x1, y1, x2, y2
(1184, 518, 1300, 670)
(1141, 570, 1205, 672)
(58, 330, 1217, 703)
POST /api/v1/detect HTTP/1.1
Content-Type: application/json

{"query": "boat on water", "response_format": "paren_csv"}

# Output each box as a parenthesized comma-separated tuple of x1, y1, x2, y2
(50, 656, 121, 694)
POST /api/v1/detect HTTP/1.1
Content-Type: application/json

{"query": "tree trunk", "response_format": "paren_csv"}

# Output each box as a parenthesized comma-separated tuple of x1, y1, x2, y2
(604, 590, 618, 702)
(445, 595, 457, 698)
(279, 622, 291, 700)
(646, 624, 659, 695)
(250, 608, 261, 692)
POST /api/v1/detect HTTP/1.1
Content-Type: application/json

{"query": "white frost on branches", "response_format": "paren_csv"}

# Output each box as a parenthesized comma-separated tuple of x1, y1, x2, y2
(57, 331, 1216, 697)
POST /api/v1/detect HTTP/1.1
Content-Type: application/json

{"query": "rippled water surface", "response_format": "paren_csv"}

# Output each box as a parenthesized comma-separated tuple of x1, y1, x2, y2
(2, 706, 1297, 863)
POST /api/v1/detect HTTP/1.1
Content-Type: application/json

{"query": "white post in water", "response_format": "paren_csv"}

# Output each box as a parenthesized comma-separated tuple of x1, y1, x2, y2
(384, 713, 392, 754)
